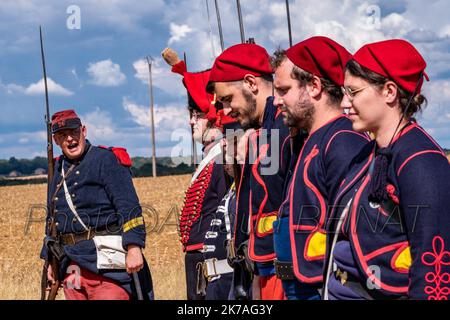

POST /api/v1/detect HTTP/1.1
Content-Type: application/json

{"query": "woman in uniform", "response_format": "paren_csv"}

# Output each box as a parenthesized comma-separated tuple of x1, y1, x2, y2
(323, 39, 450, 300)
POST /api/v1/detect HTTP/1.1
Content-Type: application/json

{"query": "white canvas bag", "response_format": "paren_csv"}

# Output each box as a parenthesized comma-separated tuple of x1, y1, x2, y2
(62, 161, 127, 270)
(92, 235, 127, 270)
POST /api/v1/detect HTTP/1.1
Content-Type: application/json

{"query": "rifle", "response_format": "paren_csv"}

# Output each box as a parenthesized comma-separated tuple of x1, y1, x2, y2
(184, 53, 198, 167)
(213, 0, 225, 52)
(39, 26, 60, 300)
(236, 0, 245, 43)
(285, 0, 293, 47)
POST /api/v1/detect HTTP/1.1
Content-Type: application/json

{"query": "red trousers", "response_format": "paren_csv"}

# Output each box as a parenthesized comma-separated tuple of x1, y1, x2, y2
(259, 274, 286, 300)
(63, 263, 130, 300)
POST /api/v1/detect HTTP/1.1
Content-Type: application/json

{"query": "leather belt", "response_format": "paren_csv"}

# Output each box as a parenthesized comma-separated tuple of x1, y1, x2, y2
(59, 225, 121, 245)
(274, 259, 295, 280)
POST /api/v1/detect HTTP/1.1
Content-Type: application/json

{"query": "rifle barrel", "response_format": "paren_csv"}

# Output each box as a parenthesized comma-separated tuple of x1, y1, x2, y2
(39, 26, 54, 186)
(236, 0, 245, 43)
(285, 0, 293, 47)
(214, 0, 225, 51)
(184, 53, 198, 167)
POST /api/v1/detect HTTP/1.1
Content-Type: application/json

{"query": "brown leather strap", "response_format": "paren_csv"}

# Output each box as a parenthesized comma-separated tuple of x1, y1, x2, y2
(60, 227, 121, 245)
(274, 259, 295, 280)
(52, 163, 76, 202)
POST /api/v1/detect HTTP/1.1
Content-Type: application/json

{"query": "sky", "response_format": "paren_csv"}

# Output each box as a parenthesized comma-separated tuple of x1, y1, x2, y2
(0, 0, 449, 159)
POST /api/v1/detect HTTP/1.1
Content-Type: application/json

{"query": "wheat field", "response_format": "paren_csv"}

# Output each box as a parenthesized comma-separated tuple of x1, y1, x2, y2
(0, 175, 191, 300)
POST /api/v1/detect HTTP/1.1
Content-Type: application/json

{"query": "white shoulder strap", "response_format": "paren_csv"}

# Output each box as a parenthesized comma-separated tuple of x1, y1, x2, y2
(190, 142, 222, 184)
(62, 161, 89, 232)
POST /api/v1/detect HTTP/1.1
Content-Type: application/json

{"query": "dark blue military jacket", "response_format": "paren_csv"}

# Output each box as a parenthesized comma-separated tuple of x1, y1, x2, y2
(276, 115, 369, 284)
(41, 140, 152, 298)
(325, 122, 450, 299)
(180, 143, 228, 252)
(234, 97, 291, 267)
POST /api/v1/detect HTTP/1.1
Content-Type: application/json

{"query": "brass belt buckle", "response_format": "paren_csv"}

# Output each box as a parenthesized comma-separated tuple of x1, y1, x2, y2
(203, 259, 218, 282)
(336, 269, 348, 285)
(211, 258, 218, 277)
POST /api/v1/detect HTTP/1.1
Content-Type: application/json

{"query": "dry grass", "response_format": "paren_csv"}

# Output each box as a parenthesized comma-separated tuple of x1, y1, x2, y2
(0, 175, 191, 300)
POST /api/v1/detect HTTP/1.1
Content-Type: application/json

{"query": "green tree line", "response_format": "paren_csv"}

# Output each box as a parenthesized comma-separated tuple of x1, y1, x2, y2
(0, 156, 195, 177)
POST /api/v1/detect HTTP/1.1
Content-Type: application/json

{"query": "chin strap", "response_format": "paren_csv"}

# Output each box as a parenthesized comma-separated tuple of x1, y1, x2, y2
(368, 72, 424, 204)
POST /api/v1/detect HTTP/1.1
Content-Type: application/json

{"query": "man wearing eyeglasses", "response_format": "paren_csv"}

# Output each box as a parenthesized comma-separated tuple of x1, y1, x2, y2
(41, 109, 154, 300)
(162, 48, 232, 300)
(271, 36, 370, 299)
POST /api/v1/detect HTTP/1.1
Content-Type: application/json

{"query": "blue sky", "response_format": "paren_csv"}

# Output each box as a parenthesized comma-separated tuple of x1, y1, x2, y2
(0, 0, 449, 159)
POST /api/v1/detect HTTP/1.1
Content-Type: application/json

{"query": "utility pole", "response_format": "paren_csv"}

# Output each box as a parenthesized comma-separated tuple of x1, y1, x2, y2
(146, 56, 157, 177)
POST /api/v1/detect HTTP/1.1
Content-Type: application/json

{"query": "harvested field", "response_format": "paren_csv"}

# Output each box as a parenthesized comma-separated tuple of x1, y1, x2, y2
(0, 175, 191, 300)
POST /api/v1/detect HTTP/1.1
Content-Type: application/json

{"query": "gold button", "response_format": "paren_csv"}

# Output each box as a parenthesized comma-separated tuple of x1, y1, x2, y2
(72, 194, 75, 198)
(76, 171, 80, 175)
(74, 182, 78, 186)
(54, 197, 58, 201)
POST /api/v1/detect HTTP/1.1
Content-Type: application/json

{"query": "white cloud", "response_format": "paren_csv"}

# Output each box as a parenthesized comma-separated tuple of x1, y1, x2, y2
(133, 59, 148, 83)
(133, 57, 185, 96)
(423, 80, 450, 102)
(122, 97, 150, 127)
(0, 82, 25, 94)
(71, 68, 78, 79)
(122, 97, 188, 131)
(87, 59, 126, 87)
(0, 130, 46, 148)
(439, 25, 450, 38)
(420, 80, 450, 124)
(168, 23, 193, 45)
(25, 78, 73, 96)
(153, 104, 189, 130)
(80, 107, 117, 140)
